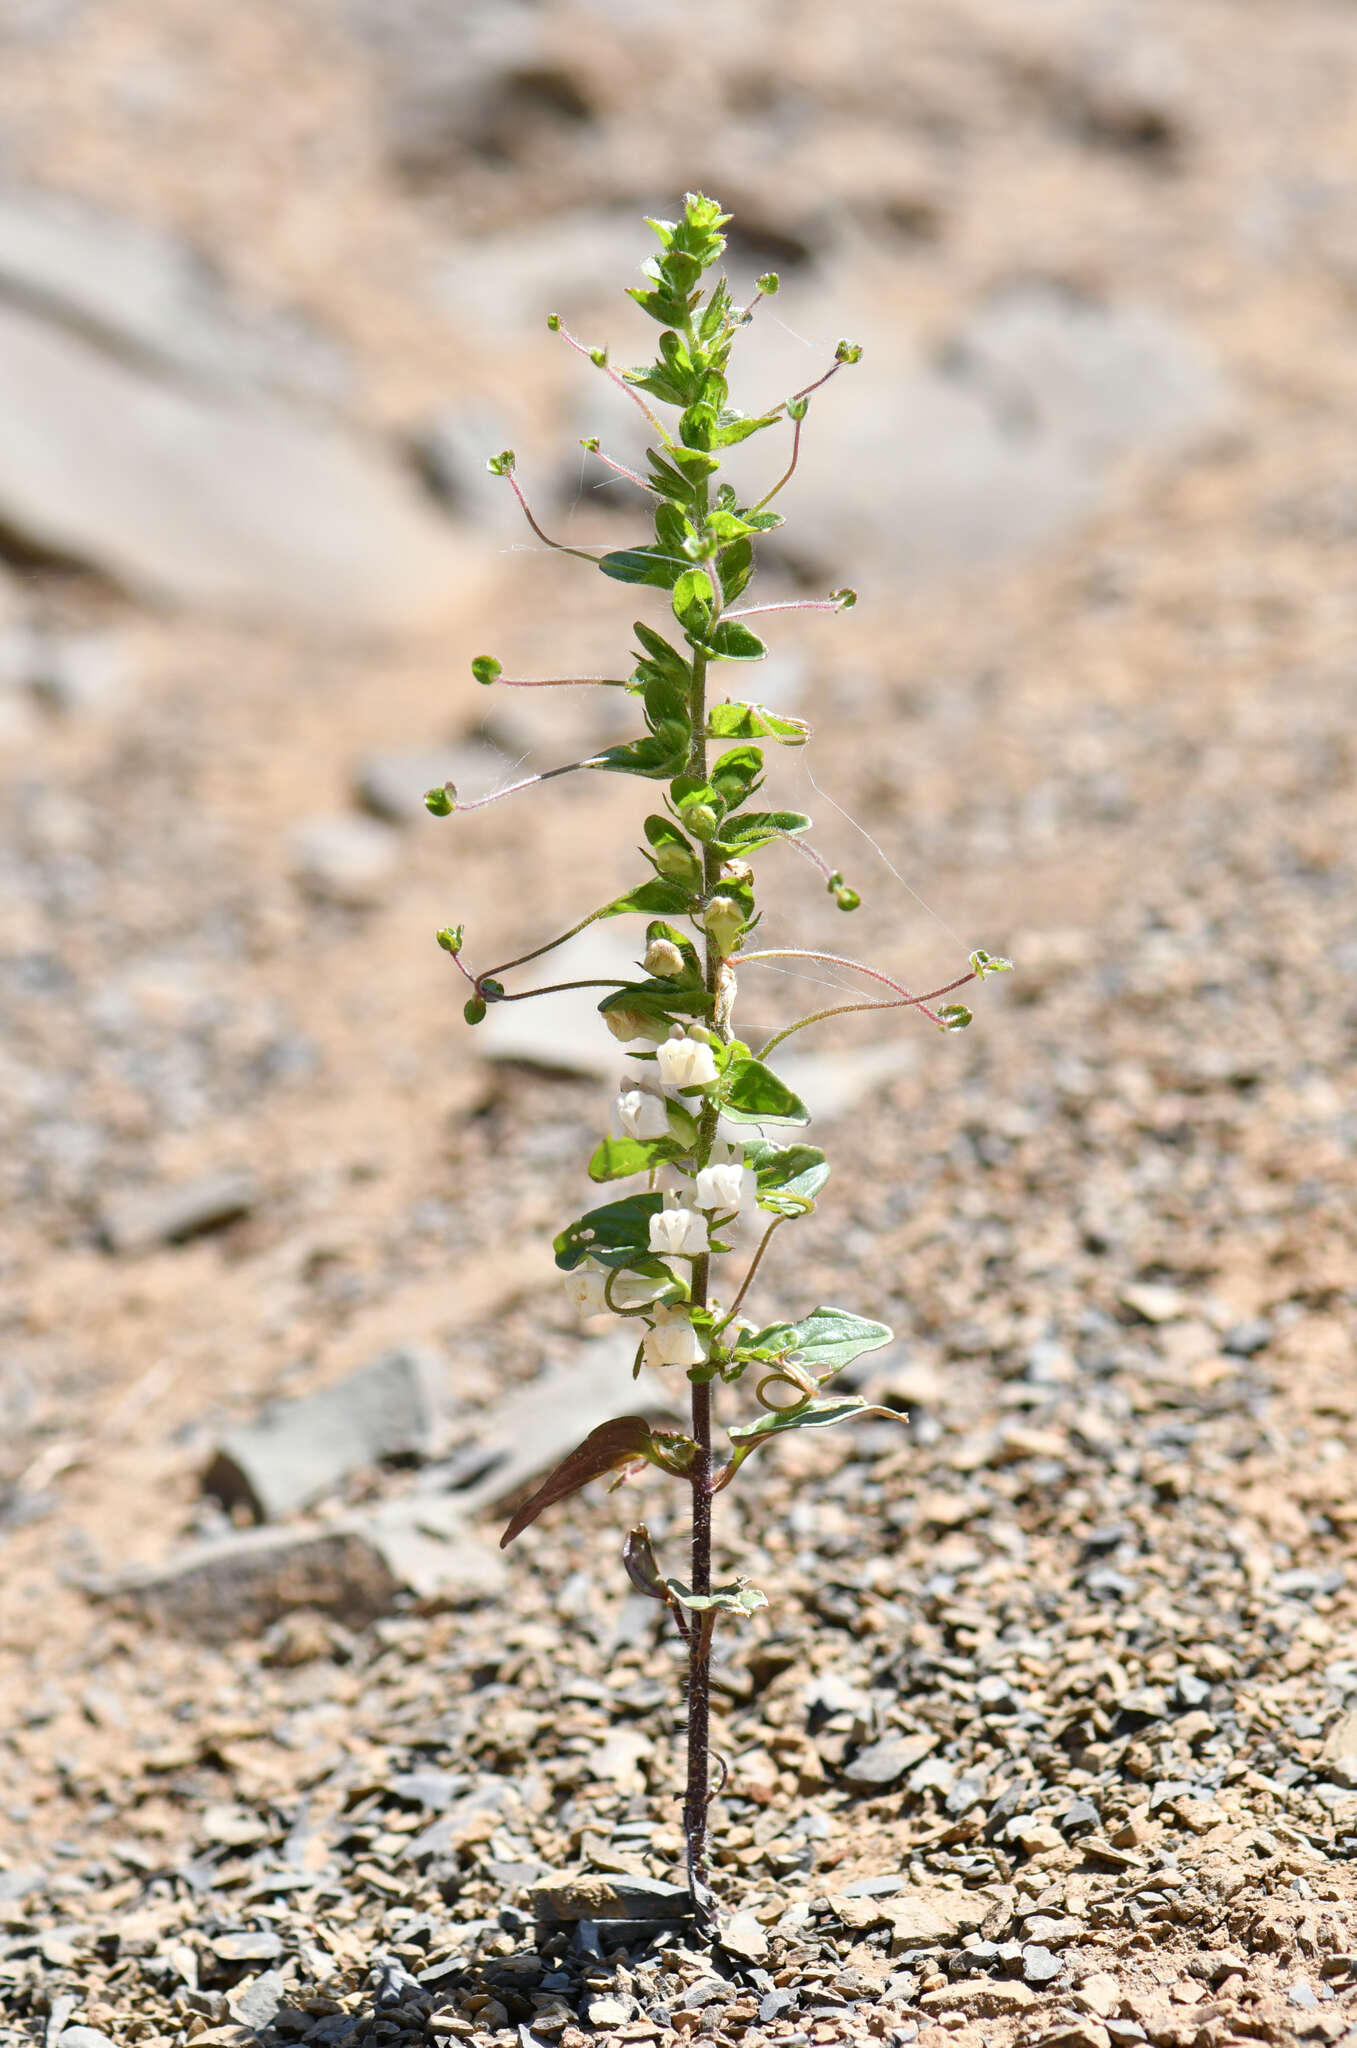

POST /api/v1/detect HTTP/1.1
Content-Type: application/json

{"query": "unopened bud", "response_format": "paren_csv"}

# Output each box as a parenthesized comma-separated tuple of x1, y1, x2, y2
(463, 996, 487, 1025)
(487, 450, 516, 476)
(835, 339, 863, 365)
(788, 395, 809, 422)
(684, 804, 719, 843)
(652, 842, 702, 886)
(580, 436, 600, 453)
(589, 345, 609, 369)
(546, 313, 561, 331)
(756, 272, 780, 296)
(604, 1005, 669, 1046)
(435, 925, 463, 955)
(471, 655, 501, 685)
(703, 895, 744, 956)
(644, 937, 686, 978)
(827, 870, 860, 912)
(424, 784, 456, 816)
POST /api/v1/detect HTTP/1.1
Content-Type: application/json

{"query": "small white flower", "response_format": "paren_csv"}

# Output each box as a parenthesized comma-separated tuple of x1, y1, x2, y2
(643, 1303, 709, 1369)
(563, 1263, 609, 1314)
(615, 1083, 669, 1142)
(656, 1031, 718, 1089)
(648, 1193, 708, 1257)
(695, 1145, 758, 1214)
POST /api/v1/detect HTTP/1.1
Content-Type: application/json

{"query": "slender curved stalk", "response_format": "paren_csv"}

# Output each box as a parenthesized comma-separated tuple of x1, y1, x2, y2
(500, 466, 608, 562)
(754, 972, 979, 1058)
(553, 315, 668, 438)
(715, 1214, 786, 1332)
(449, 758, 598, 813)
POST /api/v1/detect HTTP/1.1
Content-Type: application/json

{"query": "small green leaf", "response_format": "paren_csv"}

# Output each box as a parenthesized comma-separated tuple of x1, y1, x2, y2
(672, 568, 714, 637)
(591, 727, 691, 780)
(678, 402, 718, 451)
(705, 620, 767, 662)
(715, 809, 811, 854)
(938, 1003, 973, 1031)
(740, 1307, 893, 1375)
(602, 877, 695, 919)
(632, 622, 689, 682)
(554, 1192, 664, 1271)
(739, 507, 785, 533)
(709, 745, 765, 809)
(970, 949, 1014, 979)
(743, 1139, 830, 1215)
(463, 996, 487, 1025)
(717, 536, 753, 603)
(712, 409, 779, 447)
(663, 1576, 768, 1617)
(588, 1134, 686, 1183)
(706, 702, 811, 745)
(599, 546, 684, 589)
(726, 1395, 894, 1464)
(627, 284, 691, 327)
(722, 1057, 809, 1127)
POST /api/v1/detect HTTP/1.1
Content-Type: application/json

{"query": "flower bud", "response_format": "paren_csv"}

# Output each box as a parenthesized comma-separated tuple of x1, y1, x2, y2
(435, 925, 463, 955)
(684, 804, 719, 843)
(702, 895, 744, 957)
(604, 1005, 669, 1046)
(463, 996, 487, 1025)
(643, 937, 686, 979)
(651, 842, 702, 886)
(563, 1264, 609, 1315)
(656, 1032, 718, 1089)
(424, 784, 456, 816)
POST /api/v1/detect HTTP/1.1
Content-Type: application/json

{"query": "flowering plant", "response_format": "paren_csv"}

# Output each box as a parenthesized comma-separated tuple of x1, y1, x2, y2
(429, 195, 1009, 1924)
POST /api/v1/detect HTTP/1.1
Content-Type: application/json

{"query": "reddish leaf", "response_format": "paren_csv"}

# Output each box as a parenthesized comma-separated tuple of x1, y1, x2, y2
(500, 1416, 660, 1549)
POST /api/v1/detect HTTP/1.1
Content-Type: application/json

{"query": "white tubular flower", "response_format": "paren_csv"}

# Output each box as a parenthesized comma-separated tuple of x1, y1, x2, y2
(648, 1192, 708, 1257)
(656, 1030, 718, 1089)
(643, 1303, 709, 1369)
(563, 1262, 609, 1314)
(615, 1082, 669, 1141)
(609, 1267, 671, 1309)
(643, 937, 686, 978)
(695, 1145, 758, 1214)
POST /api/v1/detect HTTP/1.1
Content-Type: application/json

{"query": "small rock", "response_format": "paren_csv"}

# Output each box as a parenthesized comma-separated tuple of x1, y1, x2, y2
(291, 812, 401, 908)
(1288, 1982, 1320, 2011)
(719, 1910, 769, 1963)
(53, 2032, 117, 2048)
(1022, 1945, 1063, 1985)
(842, 1733, 938, 1788)
(28, 631, 131, 715)
(760, 1988, 797, 2023)
(532, 1875, 692, 1923)
(1037, 2028, 1110, 2048)
(1119, 1282, 1185, 1324)
(99, 1168, 258, 1254)
(585, 1995, 631, 2027)
(1075, 1974, 1121, 2019)
(919, 1979, 1035, 2015)
(1222, 1316, 1273, 1356)
(211, 1931, 285, 1964)
(882, 1890, 989, 1950)
(1061, 1799, 1101, 1835)
(226, 1970, 288, 2030)
(204, 1347, 445, 1523)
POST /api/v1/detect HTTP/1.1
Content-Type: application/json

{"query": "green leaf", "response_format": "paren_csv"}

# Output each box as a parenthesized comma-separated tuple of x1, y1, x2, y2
(622, 366, 686, 406)
(599, 546, 683, 589)
(706, 701, 812, 745)
(970, 949, 1014, 979)
(627, 284, 691, 327)
(722, 1057, 809, 1127)
(743, 1139, 830, 1215)
(588, 1134, 686, 1183)
(646, 450, 699, 502)
(714, 809, 811, 854)
(717, 536, 753, 603)
(739, 507, 785, 533)
(663, 1576, 768, 1617)
(672, 568, 714, 637)
(500, 1416, 679, 1547)
(554, 1192, 664, 1271)
(713, 409, 779, 447)
(598, 980, 713, 1024)
(678, 402, 718, 451)
(705, 620, 767, 662)
(592, 726, 691, 780)
(709, 746, 765, 809)
(602, 877, 695, 919)
(741, 1306, 893, 1375)
(654, 502, 695, 560)
(632, 622, 689, 681)
(938, 1003, 973, 1031)
(726, 1395, 894, 1462)
(669, 445, 721, 483)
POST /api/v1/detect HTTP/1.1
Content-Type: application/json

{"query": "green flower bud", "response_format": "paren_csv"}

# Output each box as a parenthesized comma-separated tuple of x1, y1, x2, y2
(487, 450, 516, 476)
(464, 996, 487, 1025)
(787, 395, 809, 422)
(756, 272, 780, 296)
(835, 339, 863, 365)
(580, 436, 600, 453)
(589, 345, 609, 368)
(546, 313, 561, 331)
(827, 870, 860, 911)
(685, 804, 719, 843)
(644, 937, 686, 978)
(652, 842, 702, 886)
(436, 925, 463, 954)
(702, 895, 745, 957)
(471, 655, 501, 686)
(424, 784, 456, 816)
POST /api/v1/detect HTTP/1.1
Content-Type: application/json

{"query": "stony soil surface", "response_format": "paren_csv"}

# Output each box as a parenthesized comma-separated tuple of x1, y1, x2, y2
(2, 3, 1357, 2047)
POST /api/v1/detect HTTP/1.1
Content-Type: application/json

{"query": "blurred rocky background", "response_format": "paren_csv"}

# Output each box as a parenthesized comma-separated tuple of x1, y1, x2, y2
(1, 3, 1356, 2046)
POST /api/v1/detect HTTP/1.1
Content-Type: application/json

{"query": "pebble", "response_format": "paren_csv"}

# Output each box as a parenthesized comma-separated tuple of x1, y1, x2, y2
(841, 1733, 937, 1788)
(98, 1167, 259, 1254)
(1022, 1945, 1064, 1985)
(290, 812, 401, 907)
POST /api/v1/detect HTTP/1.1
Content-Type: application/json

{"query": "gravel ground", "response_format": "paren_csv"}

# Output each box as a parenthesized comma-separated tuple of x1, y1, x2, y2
(1, 3, 1356, 2046)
